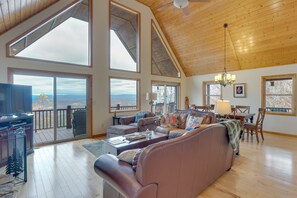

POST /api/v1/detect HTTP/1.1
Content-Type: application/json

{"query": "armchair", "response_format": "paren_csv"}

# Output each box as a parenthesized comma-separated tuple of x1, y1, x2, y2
(119, 111, 157, 132)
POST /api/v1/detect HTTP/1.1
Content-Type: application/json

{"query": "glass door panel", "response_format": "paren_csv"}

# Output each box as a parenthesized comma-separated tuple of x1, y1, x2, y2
(152, 84, 178, 115)
(56, 77, 87, 141)
(13, 75, 54, 144)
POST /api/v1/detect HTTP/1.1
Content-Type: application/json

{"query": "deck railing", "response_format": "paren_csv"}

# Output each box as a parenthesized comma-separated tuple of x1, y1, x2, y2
(110, 105, 137, 111)
(266, 107, 292, 113)
(32, 106, 85, 132)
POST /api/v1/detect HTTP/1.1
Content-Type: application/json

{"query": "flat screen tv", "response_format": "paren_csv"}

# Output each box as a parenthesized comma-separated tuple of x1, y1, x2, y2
(0, 83, 32, 116)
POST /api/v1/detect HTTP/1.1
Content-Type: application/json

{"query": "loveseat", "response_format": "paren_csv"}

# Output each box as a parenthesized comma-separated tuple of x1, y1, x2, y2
(119, 111, 157, 132)
(94, 124, 234, 198)
(155, 109, 217, 138)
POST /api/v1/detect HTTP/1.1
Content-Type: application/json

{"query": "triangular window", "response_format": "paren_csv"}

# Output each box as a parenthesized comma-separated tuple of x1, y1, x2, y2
(8, 0, 90, 66)
(110, 2, 139, 72)
(151, 23, 180, 77)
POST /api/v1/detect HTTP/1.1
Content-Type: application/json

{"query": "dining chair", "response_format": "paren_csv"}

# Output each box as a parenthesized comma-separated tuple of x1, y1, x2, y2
(235, 105, 250, 113)
(242, 108, 266, 142)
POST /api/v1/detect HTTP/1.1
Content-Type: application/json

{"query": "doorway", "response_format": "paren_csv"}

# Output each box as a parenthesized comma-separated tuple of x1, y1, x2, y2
(11, 71, 91, 145)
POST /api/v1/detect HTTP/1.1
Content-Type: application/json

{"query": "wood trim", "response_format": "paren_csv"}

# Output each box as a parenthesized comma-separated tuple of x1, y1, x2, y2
(263, 131, 297, 138)
(108, 76, 141, 113)
(6, 0, 93, 68)
(151, 20, 181, 79)
(109, 1, 141, 73)
(92, 133, 106, 139)
(261, 73, 296, 116)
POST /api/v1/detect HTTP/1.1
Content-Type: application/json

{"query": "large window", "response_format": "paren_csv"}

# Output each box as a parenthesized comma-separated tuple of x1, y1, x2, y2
(110, 2, 139, 72)
(8, 0, 91, 66)
(203, 81, 222, 106)
(262, 74, 296, 116)
(110, 78, 139, 112)
(152, 82, 179, 115)
(151, 22, 180, 78)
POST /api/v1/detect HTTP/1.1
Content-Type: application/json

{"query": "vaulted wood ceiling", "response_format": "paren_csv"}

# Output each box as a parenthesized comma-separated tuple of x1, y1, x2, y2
(0, 0, 59, 35)
(137, 0, 297, 76)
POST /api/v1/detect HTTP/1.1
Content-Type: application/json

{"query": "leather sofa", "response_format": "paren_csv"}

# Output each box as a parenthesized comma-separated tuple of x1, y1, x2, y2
(94, 124, 234, 198)
(119, 111, 157, 132)
(155, 109, 217, 137)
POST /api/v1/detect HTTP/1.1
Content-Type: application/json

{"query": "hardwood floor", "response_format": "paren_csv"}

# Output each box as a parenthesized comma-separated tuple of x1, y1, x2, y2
(14, 133, 297, 198)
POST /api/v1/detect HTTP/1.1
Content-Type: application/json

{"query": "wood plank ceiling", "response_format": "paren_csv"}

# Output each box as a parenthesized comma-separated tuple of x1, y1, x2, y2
(0, 0, 59, 35)
(137, 0, 297, 76)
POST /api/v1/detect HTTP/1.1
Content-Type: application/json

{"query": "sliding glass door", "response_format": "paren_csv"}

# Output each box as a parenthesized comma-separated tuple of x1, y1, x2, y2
(12, 73, 90, 144)
(152, 83, 179, 115)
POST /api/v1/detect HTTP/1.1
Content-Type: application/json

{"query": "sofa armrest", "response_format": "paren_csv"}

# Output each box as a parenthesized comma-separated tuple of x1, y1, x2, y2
(137, 117, 156, 127)
(94, 154, 142, 197)
(155, 126, 169, 136)
(119, 116, 135, 125)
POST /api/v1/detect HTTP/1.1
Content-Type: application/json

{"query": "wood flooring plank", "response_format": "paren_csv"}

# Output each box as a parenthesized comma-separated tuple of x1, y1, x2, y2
(13, 134, 297, 198)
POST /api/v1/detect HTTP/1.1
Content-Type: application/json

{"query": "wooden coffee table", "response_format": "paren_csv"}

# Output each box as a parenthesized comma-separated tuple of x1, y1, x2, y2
(102, 131, 168, 155)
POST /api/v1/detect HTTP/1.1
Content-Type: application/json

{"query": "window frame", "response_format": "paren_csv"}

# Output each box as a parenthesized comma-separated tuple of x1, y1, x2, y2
(109, 76, 140, 113)
(6, 0, 93, 67)
(109, 1, 141, 73)
(261, 74, 296, 116)
(151, 20, 181, 78)
(202, 81, 222, 106)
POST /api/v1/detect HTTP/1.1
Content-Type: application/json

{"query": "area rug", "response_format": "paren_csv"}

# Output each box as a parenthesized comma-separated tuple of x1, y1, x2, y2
(82, 141, 104, 157)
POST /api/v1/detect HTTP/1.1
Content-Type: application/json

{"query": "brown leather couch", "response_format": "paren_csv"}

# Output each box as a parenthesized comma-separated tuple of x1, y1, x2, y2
(94, 124, 234, 198)
(155, 109, 217, 137)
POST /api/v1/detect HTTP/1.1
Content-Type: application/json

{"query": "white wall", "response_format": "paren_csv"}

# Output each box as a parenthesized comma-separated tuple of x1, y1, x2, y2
(0, 0, 187, 135)
(187, 64, 297, 135)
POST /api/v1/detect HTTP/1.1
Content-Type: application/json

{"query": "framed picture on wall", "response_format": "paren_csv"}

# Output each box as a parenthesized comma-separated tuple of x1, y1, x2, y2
(233, 83, 246, 98)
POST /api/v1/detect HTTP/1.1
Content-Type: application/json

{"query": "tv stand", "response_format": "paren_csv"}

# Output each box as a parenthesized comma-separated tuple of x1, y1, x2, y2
(0, 114, 34, 155)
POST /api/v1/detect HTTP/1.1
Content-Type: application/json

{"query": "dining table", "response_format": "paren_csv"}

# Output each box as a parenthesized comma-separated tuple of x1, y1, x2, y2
(228, 112, 256, 128)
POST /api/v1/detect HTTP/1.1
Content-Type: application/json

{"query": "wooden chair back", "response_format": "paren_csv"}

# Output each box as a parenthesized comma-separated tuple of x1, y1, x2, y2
(195, 105, 209, 112)
(235, 105, 250, 114)
(255, 108, 266, 128)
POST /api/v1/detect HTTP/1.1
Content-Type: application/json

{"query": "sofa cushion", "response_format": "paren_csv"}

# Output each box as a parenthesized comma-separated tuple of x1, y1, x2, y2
(160, 113, 179, 127)
(178, 113, 188, 129)
(185, 115, 204, 131)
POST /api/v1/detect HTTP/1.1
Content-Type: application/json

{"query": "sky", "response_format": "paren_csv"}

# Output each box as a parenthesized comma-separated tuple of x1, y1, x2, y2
(13, 75, 87, 96)
(15, 17, 137, 95)
(110, 78, 137, 95)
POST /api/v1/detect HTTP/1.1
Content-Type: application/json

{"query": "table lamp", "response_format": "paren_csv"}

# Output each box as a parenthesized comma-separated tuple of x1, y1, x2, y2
(216, 100, 231, 116)
(146, 92, 157, 105)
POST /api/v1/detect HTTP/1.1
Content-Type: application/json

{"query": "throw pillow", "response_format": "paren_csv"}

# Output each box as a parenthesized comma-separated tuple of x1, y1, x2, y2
(185, 115, 204, 131)
(178, 113, 188, 129)
(117, 148, 143, 171)
(161, 113, 179, 128)
(117, 149, 140, 164)
(135, 112, 146, 123)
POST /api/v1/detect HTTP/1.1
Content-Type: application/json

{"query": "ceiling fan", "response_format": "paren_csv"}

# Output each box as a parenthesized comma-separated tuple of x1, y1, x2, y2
(157, 0, 210, 15)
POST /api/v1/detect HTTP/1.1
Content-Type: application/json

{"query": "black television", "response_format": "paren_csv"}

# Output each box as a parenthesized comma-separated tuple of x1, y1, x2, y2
(0, 83, 32, 116)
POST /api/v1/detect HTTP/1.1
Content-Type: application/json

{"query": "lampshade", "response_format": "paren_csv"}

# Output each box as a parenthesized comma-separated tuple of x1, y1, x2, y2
(216, 100, 231, 115)
(146, 92, 157, 101)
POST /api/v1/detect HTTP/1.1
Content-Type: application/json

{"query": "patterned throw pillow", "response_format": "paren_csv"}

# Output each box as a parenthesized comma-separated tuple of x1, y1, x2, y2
(117, 149, 140, 164)
(117, 148, 143, 171)
(160, 113, 179, 127)
(185, 115, 204, 131)
(135, 112, 146, 123)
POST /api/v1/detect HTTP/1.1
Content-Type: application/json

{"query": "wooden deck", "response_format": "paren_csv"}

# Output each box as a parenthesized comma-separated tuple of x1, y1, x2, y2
(33, 128, 75, 144)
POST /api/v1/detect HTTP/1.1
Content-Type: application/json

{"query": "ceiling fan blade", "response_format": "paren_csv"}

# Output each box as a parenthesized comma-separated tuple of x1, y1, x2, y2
(189, 0, 210, 2)
(157, 2, 173, 11)
(182, 7, 190, 15)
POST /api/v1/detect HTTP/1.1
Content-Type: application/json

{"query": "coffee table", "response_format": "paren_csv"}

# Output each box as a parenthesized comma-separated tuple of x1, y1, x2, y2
(102, 131, 168, 155)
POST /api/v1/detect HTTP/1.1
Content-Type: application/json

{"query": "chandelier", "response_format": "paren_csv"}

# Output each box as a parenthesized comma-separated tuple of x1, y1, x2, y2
(214, 23, 236, 87)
